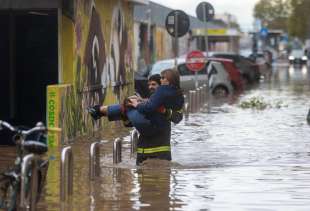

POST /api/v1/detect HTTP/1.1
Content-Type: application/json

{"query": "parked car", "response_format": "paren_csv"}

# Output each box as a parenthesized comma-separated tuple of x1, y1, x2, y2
(148, 58, 208, 91)
(248, 51, 272, 77)
(148, 56, 244, 97)
(212, 53, 261, 84)
(207, 60, 233, 97)
(208, 58, 244, 92)
(288, 49, 307, 65)
(249, 52, 267, 64)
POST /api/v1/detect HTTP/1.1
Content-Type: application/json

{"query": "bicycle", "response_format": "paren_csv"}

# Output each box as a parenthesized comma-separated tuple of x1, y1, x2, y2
(0, 120, 49, 211)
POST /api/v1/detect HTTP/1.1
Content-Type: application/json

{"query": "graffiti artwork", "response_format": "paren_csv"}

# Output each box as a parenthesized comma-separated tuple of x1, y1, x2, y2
(84, 6, 107, 107)
(57, 0, 135, 139)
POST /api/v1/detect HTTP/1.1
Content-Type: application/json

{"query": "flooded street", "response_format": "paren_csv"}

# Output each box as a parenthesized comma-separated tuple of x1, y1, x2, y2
(2, 0, 310, 210)
(18, 63, 310, 210)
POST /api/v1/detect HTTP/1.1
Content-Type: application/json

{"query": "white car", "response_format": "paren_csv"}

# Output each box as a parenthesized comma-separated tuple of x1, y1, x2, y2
(149, 58, 208, 91)
(289, 49, 307, 64)
(207, 61, 233, 97)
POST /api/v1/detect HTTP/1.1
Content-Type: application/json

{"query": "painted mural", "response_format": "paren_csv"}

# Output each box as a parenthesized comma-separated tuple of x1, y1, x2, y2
(56, 0, 134, 142)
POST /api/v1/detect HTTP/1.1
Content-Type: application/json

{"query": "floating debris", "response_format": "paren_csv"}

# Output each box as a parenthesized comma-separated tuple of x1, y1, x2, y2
(239, 97, 288, 110)
(239, 97, 269, 110)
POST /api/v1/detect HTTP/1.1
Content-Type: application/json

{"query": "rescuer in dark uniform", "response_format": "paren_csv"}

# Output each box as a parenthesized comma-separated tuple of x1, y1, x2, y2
(88, 69, 184, 165)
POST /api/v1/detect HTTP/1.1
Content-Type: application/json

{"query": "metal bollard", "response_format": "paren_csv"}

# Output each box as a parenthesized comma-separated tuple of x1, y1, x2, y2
(183, 94, 187, 103)
(199, 88, 202, 111)
(195, 90, 198, 112)
(199, 87, 203, 108)
(89, 142, 101, 180)
(130, 130, 139, 156)
(202, 84, 207, 105)
(183, 94, 188, 116)
(200, 86, 204, 107)
(113, 138, 122, 164)
(197, 88, 200, 109)
(188, 91, 194, 113)
(183, 94, 188, 110)
(202, 87, 204, 106)
(184, 102, 189, 120)
(194, 90, 198, 112)
(195, 88, 200, 112)
(201, 88, 204, 108)
(60, 146, 73, 202)
(20, 154, 39, 210)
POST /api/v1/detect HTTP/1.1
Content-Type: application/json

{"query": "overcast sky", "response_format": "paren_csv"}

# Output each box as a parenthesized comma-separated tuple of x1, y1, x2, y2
(151, 0, 260, 31)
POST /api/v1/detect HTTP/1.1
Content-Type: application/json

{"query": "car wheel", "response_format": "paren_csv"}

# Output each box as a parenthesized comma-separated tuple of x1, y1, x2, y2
(212, 86, 229, 97)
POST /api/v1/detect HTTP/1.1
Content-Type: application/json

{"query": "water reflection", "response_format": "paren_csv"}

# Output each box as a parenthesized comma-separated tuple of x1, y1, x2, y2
(170, 165, 310, 210)
(135, 166, 172, 210)
(18, 63, 310, 210)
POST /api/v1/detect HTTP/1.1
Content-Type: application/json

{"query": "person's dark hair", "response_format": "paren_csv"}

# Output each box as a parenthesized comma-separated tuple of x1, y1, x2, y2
(148, 74, 161, 85)
(161, 69, 183, 95)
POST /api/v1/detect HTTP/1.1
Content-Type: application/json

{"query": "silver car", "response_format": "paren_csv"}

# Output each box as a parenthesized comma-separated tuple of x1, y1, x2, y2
(207, 61, 233, 97)
(149, 58, 208, 91)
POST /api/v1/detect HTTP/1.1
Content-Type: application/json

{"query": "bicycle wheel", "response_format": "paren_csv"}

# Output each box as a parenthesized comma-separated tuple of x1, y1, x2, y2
(0, 176, 18, 211)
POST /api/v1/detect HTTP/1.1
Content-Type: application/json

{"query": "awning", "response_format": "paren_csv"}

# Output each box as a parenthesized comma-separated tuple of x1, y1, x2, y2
(193, 28, 241, 37)
(126, 0, 149, 5)
(0, 0, 60, 9)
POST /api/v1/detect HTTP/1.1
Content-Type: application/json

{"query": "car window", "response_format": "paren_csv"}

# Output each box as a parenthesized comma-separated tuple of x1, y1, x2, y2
(178, 62, 206, 75)
(178, 64, 195, 76)
(197, 65, 207, 75)
(213, 62, 226, 73)
(207, 62, 218, 75)
(291, 50, 304, 57)
(150, 61, 174, 75)
(136, 65, 152, 77)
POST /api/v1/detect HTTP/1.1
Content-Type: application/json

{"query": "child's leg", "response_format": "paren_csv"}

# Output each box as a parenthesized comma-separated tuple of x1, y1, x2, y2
(126, 109, 158, 136)
(106, 104, 123, 121)
(100, 104, 158, 135)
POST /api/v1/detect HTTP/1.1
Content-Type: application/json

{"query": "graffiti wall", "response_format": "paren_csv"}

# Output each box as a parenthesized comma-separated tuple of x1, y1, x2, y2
(56, 0, 135, 142)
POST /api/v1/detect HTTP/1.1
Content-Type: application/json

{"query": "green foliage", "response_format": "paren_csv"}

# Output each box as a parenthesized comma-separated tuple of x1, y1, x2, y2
(254, 0, 310, 40)
(239, 97, 288, 110)
(254, 0, 290, 30)
(288, 0, 310, 41)
(239, 97, 269, 110)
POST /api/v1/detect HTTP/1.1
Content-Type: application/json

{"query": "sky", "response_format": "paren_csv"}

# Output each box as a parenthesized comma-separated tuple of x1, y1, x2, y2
(151, 0, 260, 32)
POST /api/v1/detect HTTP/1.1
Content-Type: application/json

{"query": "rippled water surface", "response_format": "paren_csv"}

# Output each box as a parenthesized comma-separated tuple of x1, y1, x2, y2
(6, 63, 310, 210)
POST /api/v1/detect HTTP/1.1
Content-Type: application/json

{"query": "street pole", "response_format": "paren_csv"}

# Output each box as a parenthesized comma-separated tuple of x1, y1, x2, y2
(203, 5, 210, 112)
(174, 12, 179, 69)
(228, 14, 233, 52)
(147, 8, 151, 64)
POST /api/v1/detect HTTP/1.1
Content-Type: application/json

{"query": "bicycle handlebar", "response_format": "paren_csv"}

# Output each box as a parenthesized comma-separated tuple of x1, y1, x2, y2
(0, 120, 16, 132)
(0, 120, 47, 136)
(22, 126, 47, 136)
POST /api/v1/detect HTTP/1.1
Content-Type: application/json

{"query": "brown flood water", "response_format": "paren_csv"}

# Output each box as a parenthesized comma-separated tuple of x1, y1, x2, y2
(2, 62, 310, 211)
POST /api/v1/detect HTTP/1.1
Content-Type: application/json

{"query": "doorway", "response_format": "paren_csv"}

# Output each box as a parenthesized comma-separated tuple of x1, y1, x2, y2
(0, 10, 58, 142)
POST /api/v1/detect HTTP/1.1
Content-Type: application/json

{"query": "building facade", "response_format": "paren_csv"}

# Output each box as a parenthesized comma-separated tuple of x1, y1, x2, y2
(0, 0, 147, 146)
(133, 1, 241, 70)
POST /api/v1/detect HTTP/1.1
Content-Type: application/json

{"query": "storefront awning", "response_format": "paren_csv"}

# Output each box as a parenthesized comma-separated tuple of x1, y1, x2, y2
(193, 28, 240, 37)
(0, 0, 60, 9)
(126, 0, 149, 5)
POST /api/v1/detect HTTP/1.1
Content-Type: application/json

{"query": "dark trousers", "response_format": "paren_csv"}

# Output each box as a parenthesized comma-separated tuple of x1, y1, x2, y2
(136, 152, 172, 165)
(107, 104, 159, 136)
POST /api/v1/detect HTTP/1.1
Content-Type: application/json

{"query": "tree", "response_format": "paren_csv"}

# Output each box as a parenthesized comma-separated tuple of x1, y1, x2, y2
(254, 0, 290, 30)
(288, 0, 310, 41)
